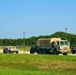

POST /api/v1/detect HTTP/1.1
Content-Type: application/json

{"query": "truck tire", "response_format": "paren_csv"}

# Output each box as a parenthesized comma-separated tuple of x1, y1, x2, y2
(37, 48, 43, 54)
(71, 48, 75, 54)
(54, 48, 59, 55)
(72, 51, 75, 54)
(16, 51, 18, 54)
(9, 50, 12, 53)
(30, 50, 34, 54)
(3, 48, 9, 53)
(63, 53, 67, 55)
(30, 46, 38, 54)
(30, 47, 35, 54)
(43, 49, 47, 54)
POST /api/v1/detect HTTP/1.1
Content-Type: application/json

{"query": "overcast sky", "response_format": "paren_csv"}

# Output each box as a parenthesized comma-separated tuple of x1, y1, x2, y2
(0, 0, 76, 39)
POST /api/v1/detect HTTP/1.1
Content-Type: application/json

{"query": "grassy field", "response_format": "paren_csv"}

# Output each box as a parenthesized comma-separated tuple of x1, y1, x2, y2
(0, 54, 76, 75)
(19, 46, 31, 51)
(0, 46, 3, 49)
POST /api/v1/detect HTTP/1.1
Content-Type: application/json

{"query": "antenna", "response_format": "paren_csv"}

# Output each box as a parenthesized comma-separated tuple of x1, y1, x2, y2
(65, 28, 67, 40)
(23, 32, 25, 53)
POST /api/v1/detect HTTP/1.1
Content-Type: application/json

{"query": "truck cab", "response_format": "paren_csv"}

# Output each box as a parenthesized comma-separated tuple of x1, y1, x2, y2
(55, 40, 70, 55)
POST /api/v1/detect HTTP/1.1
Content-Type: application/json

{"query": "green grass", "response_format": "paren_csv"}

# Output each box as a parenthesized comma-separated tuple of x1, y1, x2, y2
(0, 46, 3, 49)
(0, 54, 76, 75)
(19, 46, 31, 51)
(0, 70, 72, 75)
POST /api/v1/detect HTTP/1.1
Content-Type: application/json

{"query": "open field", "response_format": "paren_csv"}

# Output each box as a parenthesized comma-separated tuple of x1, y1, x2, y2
(0, 54, 76, 75)
(19, 46, 31, 51)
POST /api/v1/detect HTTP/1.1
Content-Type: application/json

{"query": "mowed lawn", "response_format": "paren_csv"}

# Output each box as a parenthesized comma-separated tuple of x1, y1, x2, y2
(0, 54, 76, 75)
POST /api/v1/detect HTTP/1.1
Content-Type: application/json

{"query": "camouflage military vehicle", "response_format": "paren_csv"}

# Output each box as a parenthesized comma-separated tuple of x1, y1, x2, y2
(3, 46, 18, 54)
(30, 38, 70, 55)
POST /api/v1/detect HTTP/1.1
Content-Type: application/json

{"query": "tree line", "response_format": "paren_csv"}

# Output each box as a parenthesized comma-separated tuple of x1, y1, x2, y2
(0, 32, 76, 47)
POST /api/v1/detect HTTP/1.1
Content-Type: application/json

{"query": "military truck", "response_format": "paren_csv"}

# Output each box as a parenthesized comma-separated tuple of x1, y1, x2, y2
(30, 38, 70, 55)
(3, 46, 18, 54)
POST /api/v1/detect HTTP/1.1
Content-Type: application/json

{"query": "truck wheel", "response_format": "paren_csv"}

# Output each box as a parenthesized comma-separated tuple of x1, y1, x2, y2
(16, 51, 18, 54)
(71, 48, 75, 54)
(42, 48, 47, 54)
(54, 51, 59, 55)
(3, 48, 9, 53)
(37, 48, 43, 54)
(30, 46, 36, 54)
(30, 49, 34, 54)
(72, 51, 75, 54)
(54, 48, 59, 55)
(63, 53, 67, 55)
(9, 50, 12, 53)
(49, 47, 54, 54)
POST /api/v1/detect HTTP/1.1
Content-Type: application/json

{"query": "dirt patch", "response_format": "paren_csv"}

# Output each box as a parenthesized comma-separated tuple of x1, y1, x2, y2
(19, 51, 30, 54)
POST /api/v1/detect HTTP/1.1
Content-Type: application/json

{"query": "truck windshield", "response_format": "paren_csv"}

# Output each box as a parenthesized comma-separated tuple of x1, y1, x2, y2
(64, 41, 68, 45)
(60, 41, 64, 45)
(60, 41, 68, 46)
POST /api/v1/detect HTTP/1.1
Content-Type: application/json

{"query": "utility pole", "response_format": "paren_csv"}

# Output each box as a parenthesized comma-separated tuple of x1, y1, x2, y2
(65, 28, 67, 40)
(23, 32, 25, 53)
